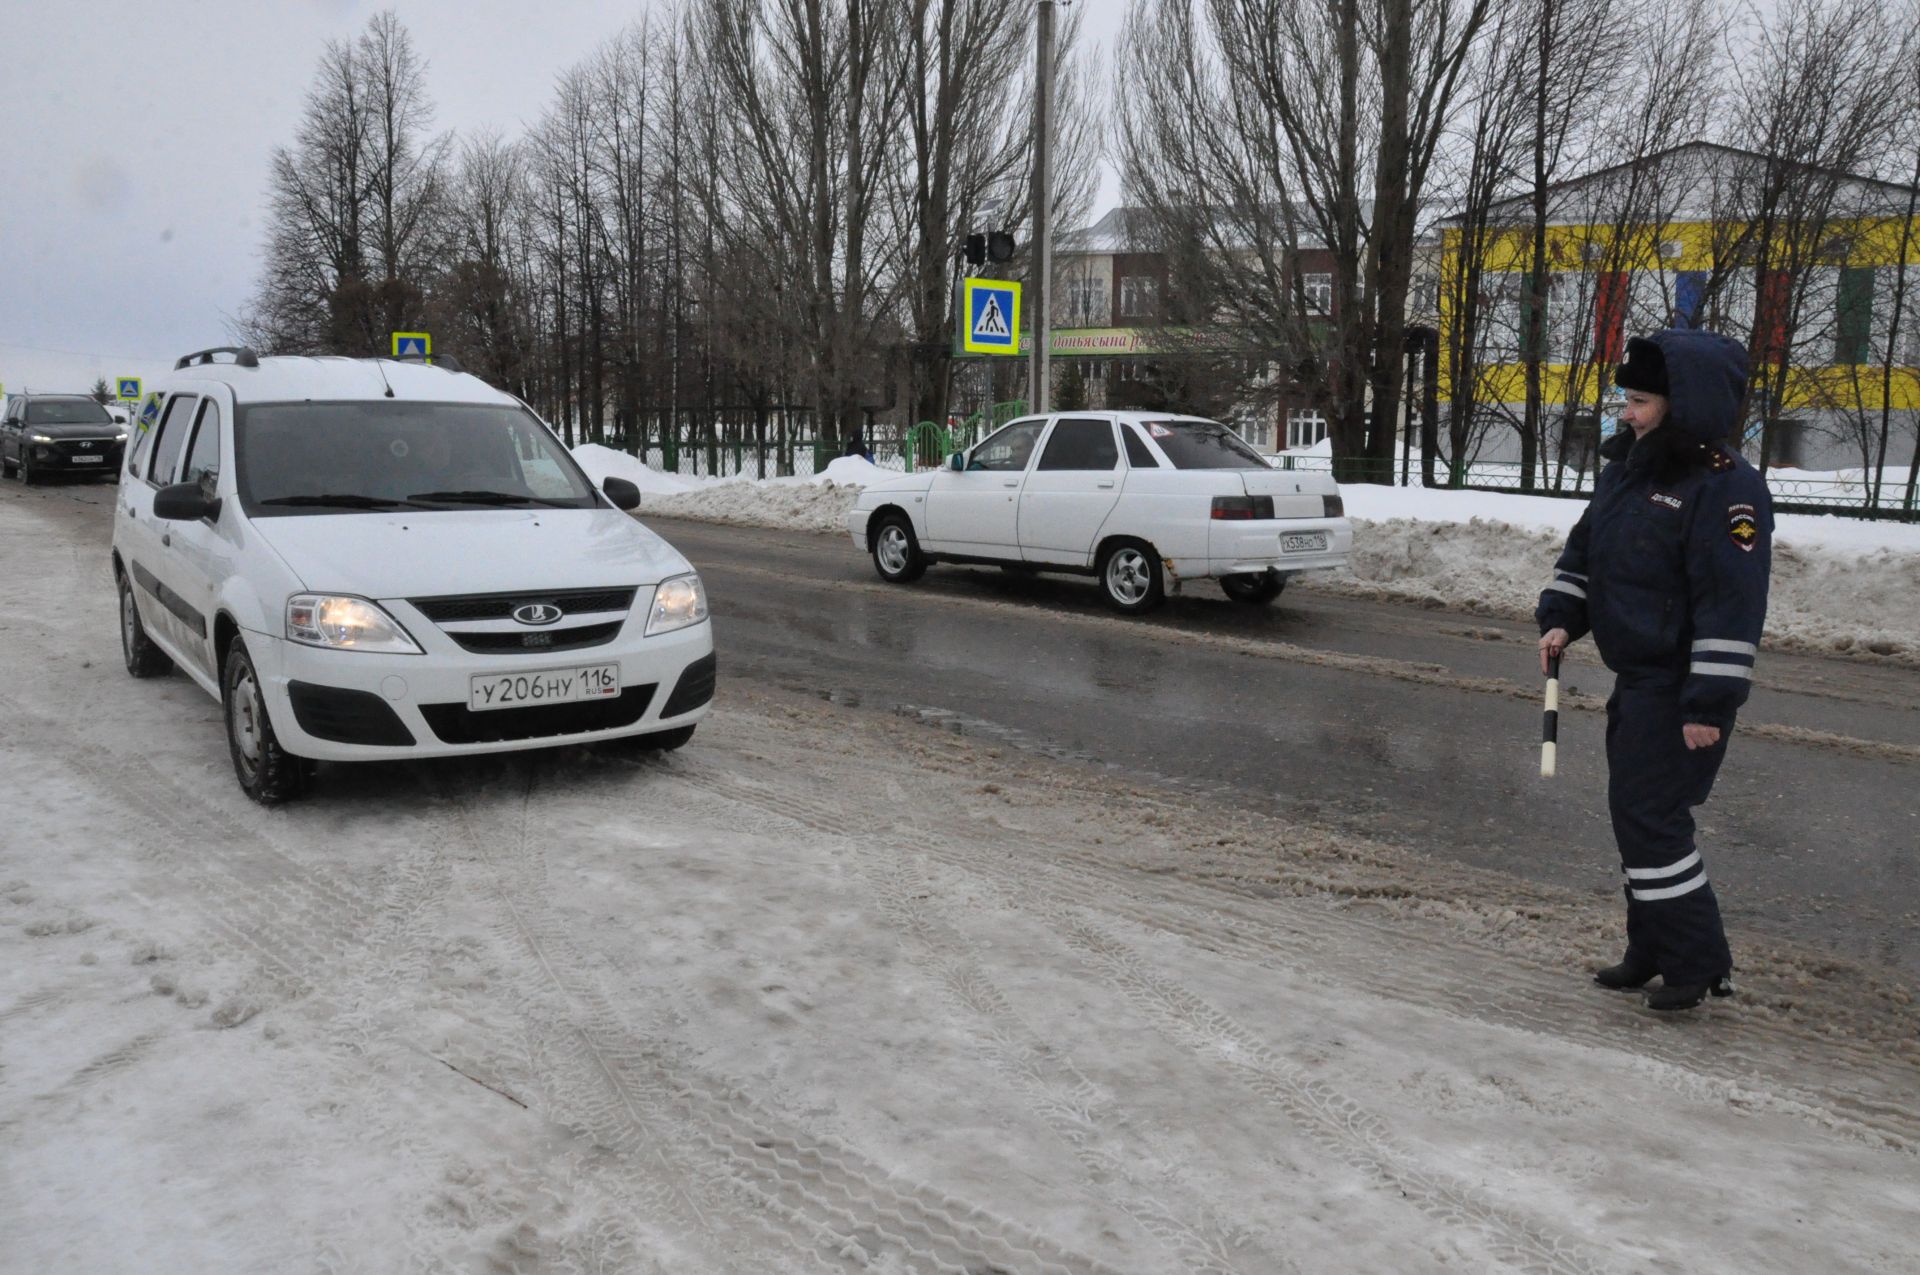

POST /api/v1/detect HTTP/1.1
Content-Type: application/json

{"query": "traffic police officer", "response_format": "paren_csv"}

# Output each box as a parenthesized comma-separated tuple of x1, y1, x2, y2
(1537, 328, 1772, 1011)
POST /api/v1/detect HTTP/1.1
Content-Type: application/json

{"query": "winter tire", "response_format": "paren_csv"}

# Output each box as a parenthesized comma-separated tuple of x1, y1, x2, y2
(20, 451, 38, 485)
(1097, 539, 1165, 614)
(1220, 571, 1284, 605)
(118, 571, 173, 678)
(1, 452, 14, 478)
(871, 513, 928, 583)
(222, 636, 310, 805)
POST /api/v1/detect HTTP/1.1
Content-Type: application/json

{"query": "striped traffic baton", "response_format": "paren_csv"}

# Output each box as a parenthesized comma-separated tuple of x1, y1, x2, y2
(1540, 652, 1561, 778)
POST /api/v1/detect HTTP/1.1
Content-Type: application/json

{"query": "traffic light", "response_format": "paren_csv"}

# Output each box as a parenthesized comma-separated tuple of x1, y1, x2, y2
(963, 230, 1017, 266)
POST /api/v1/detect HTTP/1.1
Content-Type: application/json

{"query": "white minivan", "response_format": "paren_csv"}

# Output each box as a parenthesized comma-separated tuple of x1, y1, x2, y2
(848, 411, 1351, 612)
(111, 348, 715, 803)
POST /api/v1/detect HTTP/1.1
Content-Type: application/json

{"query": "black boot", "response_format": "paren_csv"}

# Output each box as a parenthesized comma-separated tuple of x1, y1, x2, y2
(1593, 958, 1657, 990)
(1645, 974, 1734, 1012)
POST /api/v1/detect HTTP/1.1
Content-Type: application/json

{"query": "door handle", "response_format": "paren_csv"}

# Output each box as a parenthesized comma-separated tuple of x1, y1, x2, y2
(1097, 481, 1114, 488)
(1002, 480, 1019, 488)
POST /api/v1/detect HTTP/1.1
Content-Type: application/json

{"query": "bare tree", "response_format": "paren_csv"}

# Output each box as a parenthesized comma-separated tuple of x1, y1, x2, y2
(1117, 0, 1494, 483)
(239, 10, 446, 355)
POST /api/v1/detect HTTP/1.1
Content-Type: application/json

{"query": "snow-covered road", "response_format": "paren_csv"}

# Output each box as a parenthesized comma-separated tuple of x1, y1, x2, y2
(2, 486, 1917, 1273)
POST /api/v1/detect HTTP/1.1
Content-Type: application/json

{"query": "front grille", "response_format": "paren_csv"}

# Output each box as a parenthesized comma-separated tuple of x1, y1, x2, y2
(419, 685, 656, 744)
(411, 588, 636, 623)
(288, 681, 416, 746)
(446, 621, 624, 655)
(51, 439, 123, 462)
(660, 652, 717, 717)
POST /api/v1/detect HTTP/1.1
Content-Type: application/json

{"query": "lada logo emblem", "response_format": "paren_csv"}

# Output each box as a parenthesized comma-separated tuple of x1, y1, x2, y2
(511, 603, 563, 626)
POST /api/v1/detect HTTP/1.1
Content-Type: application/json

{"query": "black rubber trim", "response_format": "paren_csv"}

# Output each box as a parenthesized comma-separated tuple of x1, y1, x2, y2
(129, 560, 208, 638)
(419, 684, 657, 745)
(288, 681, 416, 747)
(660, 652, 717, 717)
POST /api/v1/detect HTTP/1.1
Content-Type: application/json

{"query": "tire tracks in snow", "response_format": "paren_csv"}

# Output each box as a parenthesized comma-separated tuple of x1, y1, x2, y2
(424, 755, 1120, 1275)
(665, 757, 1620, 1275)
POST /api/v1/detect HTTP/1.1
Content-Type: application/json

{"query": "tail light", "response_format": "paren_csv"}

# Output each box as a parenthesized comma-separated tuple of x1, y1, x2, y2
(1210, 495, 1275, 520)
(1323, 494, 1344, 517)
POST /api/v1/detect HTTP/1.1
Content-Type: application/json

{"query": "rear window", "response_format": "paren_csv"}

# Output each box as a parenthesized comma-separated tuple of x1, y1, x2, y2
(1140, 418, 1268, 469)
(26, 398, 112, 425)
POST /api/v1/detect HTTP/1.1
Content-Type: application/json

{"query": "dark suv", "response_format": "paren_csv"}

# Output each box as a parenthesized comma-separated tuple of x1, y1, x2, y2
(1, 393, 129, 483)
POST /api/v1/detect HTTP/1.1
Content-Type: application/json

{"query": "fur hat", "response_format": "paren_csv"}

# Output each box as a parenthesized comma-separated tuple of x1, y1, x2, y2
(1614, 336, 1669, 396)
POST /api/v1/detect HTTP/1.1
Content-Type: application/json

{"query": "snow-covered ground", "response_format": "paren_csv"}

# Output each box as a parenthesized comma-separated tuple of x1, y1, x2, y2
(573, 444, 1920, 660)
(5, 478, 1919, 1273)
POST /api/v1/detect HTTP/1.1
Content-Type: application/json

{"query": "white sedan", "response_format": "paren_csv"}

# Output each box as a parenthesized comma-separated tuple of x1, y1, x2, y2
(847, 411, 1351, 613)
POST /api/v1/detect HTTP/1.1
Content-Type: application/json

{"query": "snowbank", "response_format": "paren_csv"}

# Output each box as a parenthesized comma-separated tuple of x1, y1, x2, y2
(580, 448, 1920, 657)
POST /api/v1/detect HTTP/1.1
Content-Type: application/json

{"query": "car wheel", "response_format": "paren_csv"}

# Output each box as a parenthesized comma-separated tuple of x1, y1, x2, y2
(1097, 539, 1165, 614)
(871, 513, 928, 583)
(0, 451, 14, 478)
(19, 451, 37, 485)
(118, 571, 174, 678)
(222, 637, 310, 805)
(1220, 571, 1285, 605)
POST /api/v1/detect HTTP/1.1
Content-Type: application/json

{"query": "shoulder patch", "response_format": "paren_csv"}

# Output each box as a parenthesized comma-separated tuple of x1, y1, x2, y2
(1728, 502, 1759, 551)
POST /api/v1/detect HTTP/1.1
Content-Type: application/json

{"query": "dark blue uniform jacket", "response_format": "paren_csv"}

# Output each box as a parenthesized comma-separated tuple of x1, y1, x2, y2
(1536, 329, 1772, 730)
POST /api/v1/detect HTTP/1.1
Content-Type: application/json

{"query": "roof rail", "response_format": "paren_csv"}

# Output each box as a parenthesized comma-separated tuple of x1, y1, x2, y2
(175, 346, 261, 370)
(389, 351, 466, 373)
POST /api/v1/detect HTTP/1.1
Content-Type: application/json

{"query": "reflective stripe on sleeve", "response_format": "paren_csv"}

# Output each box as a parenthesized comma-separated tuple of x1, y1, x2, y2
(1546, 580, 1587, 599)
(1559, 570, 1588, 582)
(1689, 660, 1753, 680)
(1692, 639, 1758, 657)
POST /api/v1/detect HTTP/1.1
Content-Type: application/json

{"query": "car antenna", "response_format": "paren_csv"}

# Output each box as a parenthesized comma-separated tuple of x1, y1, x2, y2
(374, 358, 396, 398)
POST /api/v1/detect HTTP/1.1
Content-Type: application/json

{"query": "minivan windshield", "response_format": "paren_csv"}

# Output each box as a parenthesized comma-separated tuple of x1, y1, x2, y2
(1140, 418, 1270, 469)
(26, 398, 113, 425)
(236, 401, 601, 514)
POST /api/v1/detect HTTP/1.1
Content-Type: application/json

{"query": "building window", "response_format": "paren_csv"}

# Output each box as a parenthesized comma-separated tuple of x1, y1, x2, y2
(1301, 273, 1333, 314)
(1059, 276, 1107, 327)
(1119, 276, 1158, 318)
(1237, 416, 1275, 450)
(1286, 407, 1328, 449)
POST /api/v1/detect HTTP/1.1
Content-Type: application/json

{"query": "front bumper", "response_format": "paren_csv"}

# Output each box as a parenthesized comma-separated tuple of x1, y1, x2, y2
(249, 619, 716, 761)
(27, 442, 124, 474)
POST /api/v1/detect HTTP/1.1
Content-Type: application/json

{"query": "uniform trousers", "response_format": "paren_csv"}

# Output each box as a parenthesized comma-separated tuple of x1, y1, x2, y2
(1605, 680, 1735, 985)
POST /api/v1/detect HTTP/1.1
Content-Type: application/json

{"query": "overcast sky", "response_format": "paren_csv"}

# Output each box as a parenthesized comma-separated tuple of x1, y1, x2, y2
(0, 0, 1126, 398)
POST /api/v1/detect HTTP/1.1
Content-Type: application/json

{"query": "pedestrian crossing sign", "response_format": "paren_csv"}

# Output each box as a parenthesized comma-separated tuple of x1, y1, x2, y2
(391, 331, 432, 360)
(961, 279, 1021, 355)
(116, 377, 142, 401)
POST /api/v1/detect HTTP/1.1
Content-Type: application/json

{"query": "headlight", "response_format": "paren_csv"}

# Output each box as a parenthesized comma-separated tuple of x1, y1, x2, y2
(29, 433, 55, 444)
(646, 573, 709, 635)
(286, 594, 422, 654)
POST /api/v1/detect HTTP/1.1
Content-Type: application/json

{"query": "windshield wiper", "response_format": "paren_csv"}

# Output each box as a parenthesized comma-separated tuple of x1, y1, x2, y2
(258, 493, 419, 509)
(407, 490, 571, 507)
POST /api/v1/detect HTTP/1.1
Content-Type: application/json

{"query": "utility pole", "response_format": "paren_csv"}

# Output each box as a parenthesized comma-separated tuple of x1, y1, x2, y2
(1030, 0, 1055, 414)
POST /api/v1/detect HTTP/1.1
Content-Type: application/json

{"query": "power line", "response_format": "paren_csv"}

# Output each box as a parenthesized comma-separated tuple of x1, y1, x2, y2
(0, 338, 173, 363)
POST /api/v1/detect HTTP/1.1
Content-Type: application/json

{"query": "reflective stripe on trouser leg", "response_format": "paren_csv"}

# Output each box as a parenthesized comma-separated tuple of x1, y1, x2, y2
(1605, 684, 1734, 985)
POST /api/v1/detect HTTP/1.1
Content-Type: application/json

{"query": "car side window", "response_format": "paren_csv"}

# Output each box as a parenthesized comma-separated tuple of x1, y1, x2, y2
(968, 420, 1046, 472)
(146, 394, 199, 487)
(1122, 425, 1161, 468)
(181, 399, 223, 495)
(1036, 419, 1120, 471)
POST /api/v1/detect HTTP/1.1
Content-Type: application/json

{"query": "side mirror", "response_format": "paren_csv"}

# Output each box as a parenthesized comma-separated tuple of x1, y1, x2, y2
(154, 481, 219, 522)
(603, 476, 641, 511)
(947, 451, 966, 472)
